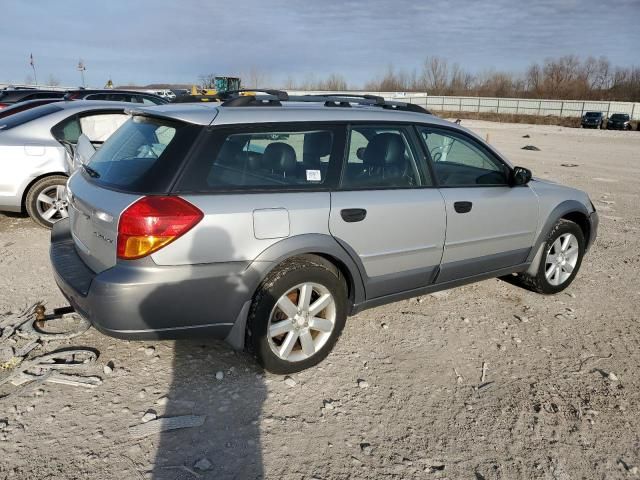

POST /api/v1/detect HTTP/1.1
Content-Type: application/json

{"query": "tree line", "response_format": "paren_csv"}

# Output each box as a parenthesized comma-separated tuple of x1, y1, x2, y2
(279, 55, 640, 102)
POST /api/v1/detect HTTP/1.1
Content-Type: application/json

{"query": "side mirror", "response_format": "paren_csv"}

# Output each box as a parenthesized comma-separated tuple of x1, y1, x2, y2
(510, 166, 532, 186)
(356, 147, 366, 161)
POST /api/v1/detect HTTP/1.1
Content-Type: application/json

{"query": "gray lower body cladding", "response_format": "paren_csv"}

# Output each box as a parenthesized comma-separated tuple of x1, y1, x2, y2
(50, 219, 257, 340)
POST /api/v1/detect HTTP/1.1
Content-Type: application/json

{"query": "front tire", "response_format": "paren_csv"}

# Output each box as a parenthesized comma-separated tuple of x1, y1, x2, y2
(25, 175, 69, 229)
(247, 256, 348, 374)
(510, 219, 585, 294)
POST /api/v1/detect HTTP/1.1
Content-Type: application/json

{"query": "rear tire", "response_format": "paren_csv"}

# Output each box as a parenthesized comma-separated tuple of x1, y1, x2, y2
(246, 255, 348, 374)
(25, 175, 69, 229)
(508, 219, 585, 294)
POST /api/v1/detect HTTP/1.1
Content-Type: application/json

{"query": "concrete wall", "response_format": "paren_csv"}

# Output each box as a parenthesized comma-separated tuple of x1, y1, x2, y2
(288, 90, 640, 120)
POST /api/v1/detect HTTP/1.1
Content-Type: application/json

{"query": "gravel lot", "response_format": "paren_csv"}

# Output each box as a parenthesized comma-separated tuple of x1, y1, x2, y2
(1, 120, 639, 479)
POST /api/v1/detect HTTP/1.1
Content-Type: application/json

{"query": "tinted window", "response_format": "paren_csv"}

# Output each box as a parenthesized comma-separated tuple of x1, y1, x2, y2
(51, 116, 82, 143)
(611, 114, 629, 121)
(85, 116, 199, 193)
(0, 103, 63, 130)
(140, 95, 165, 105)
(341, 125, 428, 189)
(178, 126, 339, 191)
(418, 127, 508, 186)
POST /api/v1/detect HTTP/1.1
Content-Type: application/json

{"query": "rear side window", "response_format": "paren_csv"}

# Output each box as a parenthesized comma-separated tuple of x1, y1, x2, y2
(84, 116, 200, 193)
(341, 125, 430, 189)
(178, 125, 342, 191)
(0, 103, 62, 131)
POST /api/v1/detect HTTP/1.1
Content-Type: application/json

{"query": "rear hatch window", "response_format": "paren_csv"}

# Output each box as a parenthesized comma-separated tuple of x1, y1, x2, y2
(84, 115, 200, 193)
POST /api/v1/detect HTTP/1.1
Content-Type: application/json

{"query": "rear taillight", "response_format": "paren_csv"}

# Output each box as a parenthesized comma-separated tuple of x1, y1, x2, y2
(117, 196, 203, 260)
(0, 103, 8, 109)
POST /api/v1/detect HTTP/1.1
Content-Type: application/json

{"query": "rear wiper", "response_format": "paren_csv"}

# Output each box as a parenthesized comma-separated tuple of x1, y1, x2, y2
(82, 164, 101, 178)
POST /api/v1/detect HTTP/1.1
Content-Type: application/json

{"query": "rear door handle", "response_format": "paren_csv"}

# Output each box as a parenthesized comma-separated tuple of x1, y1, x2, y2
(454, 201, 473, 214)
(341, 208, 367, 223)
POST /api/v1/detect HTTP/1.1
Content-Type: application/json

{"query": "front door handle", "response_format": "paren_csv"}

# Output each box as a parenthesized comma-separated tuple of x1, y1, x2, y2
(341, 208, 367, 223)
(454, 201, 473, 214)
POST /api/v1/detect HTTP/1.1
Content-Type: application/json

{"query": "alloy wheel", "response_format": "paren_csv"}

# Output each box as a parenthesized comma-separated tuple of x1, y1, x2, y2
(267, 282, 337, 362)
(545, 233, 579, 286)
(36, 185, 68, 223)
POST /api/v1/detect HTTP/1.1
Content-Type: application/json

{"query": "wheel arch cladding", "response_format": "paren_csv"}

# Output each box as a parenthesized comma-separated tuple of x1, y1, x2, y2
(249, 234, 365, 306)
(526, 200, 590, 266)
(224, 234, 365, 351)
(561, 210, 590, 245)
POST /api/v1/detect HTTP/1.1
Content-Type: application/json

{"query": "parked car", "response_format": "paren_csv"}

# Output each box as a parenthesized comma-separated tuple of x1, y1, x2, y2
(65, 89, 168, 105)
(146, 89, 176, 100)
(581, 111, 604, 129)
(50, 92, 598, 374)
(0, 98, 64, 119)
(606, 113, 632, 130)
(171, 88, 190, 97)
(0, 101, 130, 227)
(0, 89, 66, 109)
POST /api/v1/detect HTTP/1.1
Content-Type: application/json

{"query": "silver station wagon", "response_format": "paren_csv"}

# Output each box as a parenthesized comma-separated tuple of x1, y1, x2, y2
(50, 91, 598, 373)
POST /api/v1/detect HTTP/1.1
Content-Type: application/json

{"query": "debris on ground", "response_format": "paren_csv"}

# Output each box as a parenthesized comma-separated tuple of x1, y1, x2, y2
(521, 145, 541, 151)
(283, 376, 297, 387)
(357, 379, 369, 389)
(129, 415, 206, 439)
(142, 410, 158, 423)
(522, 134, 531, 138)
(194, 457, 213, 471)
(0, 304, 100, 400)
(561, 163, 580, 167)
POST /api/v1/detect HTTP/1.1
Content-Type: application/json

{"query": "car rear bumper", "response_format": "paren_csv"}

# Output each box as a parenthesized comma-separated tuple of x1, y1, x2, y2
(50, 219, 255, 341)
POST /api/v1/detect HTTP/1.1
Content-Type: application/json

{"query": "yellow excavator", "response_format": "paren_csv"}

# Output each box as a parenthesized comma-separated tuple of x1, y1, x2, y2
(190, 76, 242, 97)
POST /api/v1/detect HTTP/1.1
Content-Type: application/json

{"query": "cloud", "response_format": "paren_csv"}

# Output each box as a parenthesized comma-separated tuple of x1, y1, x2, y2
(0, 0, 638, 87)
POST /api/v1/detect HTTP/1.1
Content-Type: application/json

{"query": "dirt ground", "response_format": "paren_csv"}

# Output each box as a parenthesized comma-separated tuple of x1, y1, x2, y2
(0, 120, 639, 480)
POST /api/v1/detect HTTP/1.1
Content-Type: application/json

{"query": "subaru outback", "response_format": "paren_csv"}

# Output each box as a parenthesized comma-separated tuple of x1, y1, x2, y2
(50, 91, 598, 374)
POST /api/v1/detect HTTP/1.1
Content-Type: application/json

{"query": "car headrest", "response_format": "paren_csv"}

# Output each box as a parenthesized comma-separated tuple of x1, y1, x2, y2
(263, 142, 297, 174)
(217, 138, 245, 166)
(363, 133, 406, 167)
(303, 131, 332, 165)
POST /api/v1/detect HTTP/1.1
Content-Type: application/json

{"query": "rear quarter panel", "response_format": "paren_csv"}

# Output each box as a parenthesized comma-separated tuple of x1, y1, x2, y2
(150, 192, 332, 265)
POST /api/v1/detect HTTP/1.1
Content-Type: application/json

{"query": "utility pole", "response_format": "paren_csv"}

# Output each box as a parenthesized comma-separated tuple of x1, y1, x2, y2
(77, 59, 86, 87)
(29, 53, 38, 86)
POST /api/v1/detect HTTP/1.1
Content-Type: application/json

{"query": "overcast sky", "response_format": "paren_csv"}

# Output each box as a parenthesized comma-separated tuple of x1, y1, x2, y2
(1, 0, 639, 88)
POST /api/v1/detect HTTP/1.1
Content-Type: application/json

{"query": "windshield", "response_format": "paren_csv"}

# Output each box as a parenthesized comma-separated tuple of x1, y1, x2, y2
(585, 112, 601, 118)
(611, 114, 629, 121)
(85, 115, 198, 193)
(0, 103, 63, 131)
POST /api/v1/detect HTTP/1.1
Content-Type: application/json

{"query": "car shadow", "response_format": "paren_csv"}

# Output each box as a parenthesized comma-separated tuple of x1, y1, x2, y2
(137, 226, 266, 479)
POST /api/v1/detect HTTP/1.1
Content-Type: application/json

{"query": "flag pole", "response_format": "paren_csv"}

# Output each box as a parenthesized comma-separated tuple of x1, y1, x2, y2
(30, 53, 38, 86)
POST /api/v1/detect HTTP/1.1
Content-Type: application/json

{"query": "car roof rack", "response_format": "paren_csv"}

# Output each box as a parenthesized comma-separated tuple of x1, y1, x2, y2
(220, 91, 431, 114)
(288, 94, 431, 114)
(219, 89, 289, 106)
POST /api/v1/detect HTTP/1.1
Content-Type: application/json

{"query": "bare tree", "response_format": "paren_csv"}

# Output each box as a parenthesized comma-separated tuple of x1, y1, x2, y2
(198, 74, 217, 90)
(422, 57, 449, 93)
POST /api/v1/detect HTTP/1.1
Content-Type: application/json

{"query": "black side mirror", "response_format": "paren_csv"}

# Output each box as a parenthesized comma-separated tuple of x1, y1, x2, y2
(510, 166, 532, 186)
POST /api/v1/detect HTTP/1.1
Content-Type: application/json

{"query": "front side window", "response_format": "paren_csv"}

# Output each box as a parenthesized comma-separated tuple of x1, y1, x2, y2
(341, 125, 428, 189)
(418, 127, 508, 186)
(178, 126, 338, 191)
